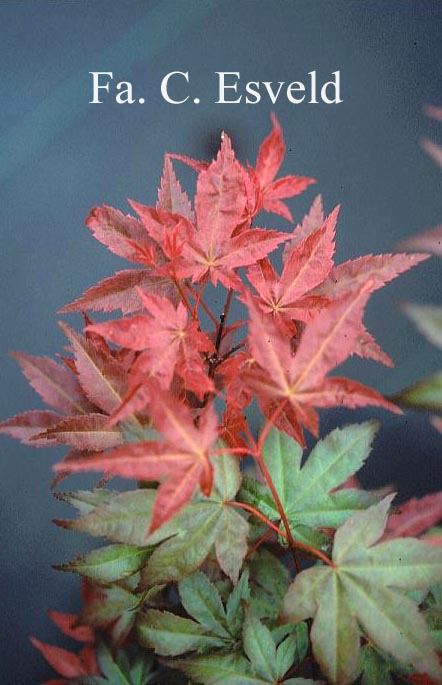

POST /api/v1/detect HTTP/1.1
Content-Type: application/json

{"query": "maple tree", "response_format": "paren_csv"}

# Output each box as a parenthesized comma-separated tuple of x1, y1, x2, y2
(2, 114, 442, 684)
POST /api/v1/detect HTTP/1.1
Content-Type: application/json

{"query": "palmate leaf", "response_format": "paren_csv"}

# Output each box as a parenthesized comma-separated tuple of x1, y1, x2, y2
(246, 206, 338, 329)
(137, 571, 239, 657)
(254, 113, 315, 221)
(86, 290, 214, 398)
(169, 653, 320, 685)
(239, 422, 379, 545)
(60, 268, 177, 315)
(36, 413, 124, 451)
(243, 285, 399, 445)
(281, 497, 442, 684)
(54, 390, 218, 533)
(56, 489, 157, 546)
(141, 453, 249, 585)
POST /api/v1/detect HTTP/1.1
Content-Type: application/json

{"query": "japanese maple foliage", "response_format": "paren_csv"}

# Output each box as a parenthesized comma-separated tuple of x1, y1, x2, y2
(2, 115, 442, 685)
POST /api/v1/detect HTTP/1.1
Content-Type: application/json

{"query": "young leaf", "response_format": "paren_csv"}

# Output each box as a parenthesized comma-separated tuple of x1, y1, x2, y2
(254, 113, 315, 221)
(179, 572, 231, 639)
(315, 252, 429, 299)
(244, 286, 398, 444)
(242, 613, 278, 681)
(87, 290, 213, 396)
(248, 207, 337, 325)
(47, 610, 94, 644)
(84, 205, 160, 264)
(31, 637, 92, 679)
(137, 609, 228, 656)
(281, 497, 442, 683)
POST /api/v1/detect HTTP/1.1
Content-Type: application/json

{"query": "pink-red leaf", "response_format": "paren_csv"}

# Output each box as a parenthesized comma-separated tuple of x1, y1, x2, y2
(157, 156, 194, 220)
(315, 252, 429, 299)
(195, 132, 247, 254)
(399, 226, 442, 257)
(0, 410, 62, 446)
(384, 492, 442, 539)
(37, 414, 124, 451)
(167, 152, 209, 174)
(11, 352, 92, 415)
(54, 390, 218, 530)
(60, 323, 127, 415)
(31, 638, 89, 678)
(47, 611, 95, 643)
(85, 205, 159, 264)
(421, 137, 442, 167)
(60, 268, 177, 315)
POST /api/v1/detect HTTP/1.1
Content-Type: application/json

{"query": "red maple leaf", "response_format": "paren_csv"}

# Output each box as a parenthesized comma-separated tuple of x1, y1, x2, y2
(253, 112, 316, 221)
(86, 289, 214, 402)
(383, 491, 442, 541)
(173, 133, 289, 289)
(54, 387, 219, 532)
(31, 608, 97, 684)
(242, 285, 400, 445)
(247, 205, 338, 329)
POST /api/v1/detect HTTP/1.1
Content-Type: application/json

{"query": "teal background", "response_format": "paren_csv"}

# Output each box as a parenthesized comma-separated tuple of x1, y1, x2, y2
(0, 1, 441, 681)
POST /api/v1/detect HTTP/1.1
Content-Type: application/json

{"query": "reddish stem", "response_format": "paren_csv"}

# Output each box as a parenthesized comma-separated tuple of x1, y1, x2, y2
(172, 274, 194, 317)
(192, 274, 209, 319)
(228, 501, 288, 539)
(252, 400, 302, 571)
(229, 501, 334, 567)
(186, 282, 218, 326)
(210, 446, 251, 458)
(246, 526, 275, 559)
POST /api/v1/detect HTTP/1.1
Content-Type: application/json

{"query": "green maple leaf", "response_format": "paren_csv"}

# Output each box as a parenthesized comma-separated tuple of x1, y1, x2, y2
(56, 488, 158, 546)
(239, 422, 379, 546)
(280, 496, 442, 684)
(141, 452, 249, 585)
(169, 650, 321, 685)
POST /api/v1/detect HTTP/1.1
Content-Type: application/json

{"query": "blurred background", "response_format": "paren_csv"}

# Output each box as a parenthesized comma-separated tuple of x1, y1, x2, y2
(1, 1, 441, 681)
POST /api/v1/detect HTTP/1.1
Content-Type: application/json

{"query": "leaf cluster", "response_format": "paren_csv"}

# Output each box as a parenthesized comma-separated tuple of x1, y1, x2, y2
(1, 116, 441, 685)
